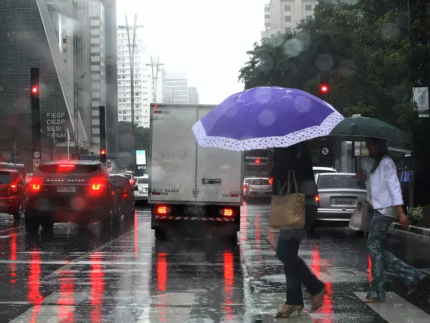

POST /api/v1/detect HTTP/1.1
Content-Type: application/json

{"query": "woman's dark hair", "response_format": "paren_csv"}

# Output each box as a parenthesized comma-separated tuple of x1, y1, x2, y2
(367, 137, 389, 173)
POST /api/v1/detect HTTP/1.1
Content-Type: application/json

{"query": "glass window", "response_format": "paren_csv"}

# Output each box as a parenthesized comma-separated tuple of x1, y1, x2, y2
(306, 15, 313, 21)
(38, 165, 99, 174)
(285, 5, 291, 11)
(285, 27, 292, 33)
(251, 179, 270, 185)
(317, 175, 366, 190)
(265, 15, 270, 19)
(285, 16, 291, 22)
(306, 4, 312, 11)
(137, 177, 149, 184)
(0, 171, 12, 184)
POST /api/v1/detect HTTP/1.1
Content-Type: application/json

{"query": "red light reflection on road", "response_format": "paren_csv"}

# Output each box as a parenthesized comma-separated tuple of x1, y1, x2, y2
(134, 211, 138, 259)
(157, 253, 167, 292)
(28, 248, 43, 323)
(10, 233, 17, 285)
(268, 231, 275, 250)
(255, 214, 262, 271)
(311, 244, 333, 323)
(240, 202, 247, 242)
(90, 253, 105, 323)
(58, 270, 75, 322)
(223, 251, 234, 319)
(367, 254, 372, 282)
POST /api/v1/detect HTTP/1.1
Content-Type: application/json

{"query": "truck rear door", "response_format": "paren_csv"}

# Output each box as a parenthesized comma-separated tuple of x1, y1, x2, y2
(195, 107, 242, 204)
(150, 106, 197, 202)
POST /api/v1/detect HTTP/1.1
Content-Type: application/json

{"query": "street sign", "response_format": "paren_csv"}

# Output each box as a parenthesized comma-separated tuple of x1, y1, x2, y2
(33, 151, 40, 159)
(412, 87, 429, 118)
(355, 148, 361, 156)
(33, 159, 40, 167)
(322, 148, 329, 155)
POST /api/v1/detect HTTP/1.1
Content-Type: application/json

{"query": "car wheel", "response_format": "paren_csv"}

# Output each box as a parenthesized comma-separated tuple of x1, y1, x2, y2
(25, 210, 40, 234)
(41, 215, 54, 232)
(13, 203, 22, 222)
(154, 228, 167, 241)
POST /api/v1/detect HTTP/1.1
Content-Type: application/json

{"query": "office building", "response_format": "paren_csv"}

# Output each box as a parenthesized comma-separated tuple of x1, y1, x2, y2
(165, 71, 189, 104)
(117, 28, 152, 128)
(188, 87, 200, 104)
(262, 0, 317, 37)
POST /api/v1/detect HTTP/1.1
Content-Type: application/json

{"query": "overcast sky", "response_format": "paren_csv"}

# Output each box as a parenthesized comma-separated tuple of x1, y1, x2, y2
(117, 0, 265, 104)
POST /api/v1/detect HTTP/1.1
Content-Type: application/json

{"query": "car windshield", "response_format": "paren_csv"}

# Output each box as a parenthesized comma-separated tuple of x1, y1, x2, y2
(0, 172, 12, 184)
(122, 174, 132, 179)
(38, 165, 99, 174)
(318, 175, 366, 190)
(137, 177, 148, 184)
(252, 179, 270, 185)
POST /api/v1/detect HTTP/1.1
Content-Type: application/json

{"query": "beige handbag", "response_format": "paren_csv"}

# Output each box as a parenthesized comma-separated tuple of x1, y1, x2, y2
(268, 170, 305, 229)
(349, 202, 373, 232)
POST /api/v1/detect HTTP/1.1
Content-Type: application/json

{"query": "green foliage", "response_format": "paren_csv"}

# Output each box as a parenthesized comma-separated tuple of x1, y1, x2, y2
(239, 0, 430, 137)
(118, 121, 150, 153)
(408, 206, 423, 225)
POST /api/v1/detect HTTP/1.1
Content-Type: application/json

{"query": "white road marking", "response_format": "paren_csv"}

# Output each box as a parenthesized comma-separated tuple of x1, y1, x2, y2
(355, 292, 430, 322)
(9, 305, 75, 323)
(137, 306, 192, 323)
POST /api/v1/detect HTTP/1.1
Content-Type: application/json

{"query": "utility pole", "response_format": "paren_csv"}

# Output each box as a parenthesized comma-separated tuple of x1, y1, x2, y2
(119, 15, 143, 173)
(73, 0, 79, 160)
(31, 68, 41, 173)
(146, 56, 164, 103)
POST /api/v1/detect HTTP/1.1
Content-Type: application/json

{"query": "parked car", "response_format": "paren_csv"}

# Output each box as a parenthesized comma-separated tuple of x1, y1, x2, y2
(0, 169, 27, 222)
(135, 175, 149, 202)
(315, 173, 367, 223)
(313, 167, 337, 176)
(245, 177, 272, 202)
(110, 174, 135, 222)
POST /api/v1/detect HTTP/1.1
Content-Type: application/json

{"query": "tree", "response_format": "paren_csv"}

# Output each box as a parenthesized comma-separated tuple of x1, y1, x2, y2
(118, 121, 150, 153)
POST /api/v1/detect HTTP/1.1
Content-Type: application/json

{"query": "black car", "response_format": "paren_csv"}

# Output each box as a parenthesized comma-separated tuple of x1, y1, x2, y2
(25, 161, 120, 234)
(110, 174, 135, 223)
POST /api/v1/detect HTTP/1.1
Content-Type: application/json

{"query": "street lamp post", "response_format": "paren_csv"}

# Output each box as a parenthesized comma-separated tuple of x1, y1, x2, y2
(146, 56, 164, 103)
(118, 15, 143, 172)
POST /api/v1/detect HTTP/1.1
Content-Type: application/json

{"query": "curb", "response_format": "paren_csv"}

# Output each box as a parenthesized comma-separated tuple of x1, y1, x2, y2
(390, 222, 430, 237)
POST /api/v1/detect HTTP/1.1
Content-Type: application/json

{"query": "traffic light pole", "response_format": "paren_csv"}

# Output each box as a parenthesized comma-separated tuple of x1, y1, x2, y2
(99, 106, 107, 165)
(31, 68, 42, 171)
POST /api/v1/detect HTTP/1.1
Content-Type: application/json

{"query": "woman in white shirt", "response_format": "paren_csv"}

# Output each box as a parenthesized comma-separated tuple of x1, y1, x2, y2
(359, 137, 425, 303)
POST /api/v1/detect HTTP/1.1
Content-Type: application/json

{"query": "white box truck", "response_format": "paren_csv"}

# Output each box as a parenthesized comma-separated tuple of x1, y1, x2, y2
(149, 104, 243, 239)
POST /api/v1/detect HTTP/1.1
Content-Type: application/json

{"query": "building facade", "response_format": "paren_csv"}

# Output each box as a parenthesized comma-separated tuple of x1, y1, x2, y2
(188, 87, 200, 104)
(164, 71, 189, 104)
(263, 0, 317, 37)
(117, 28, 152, 128)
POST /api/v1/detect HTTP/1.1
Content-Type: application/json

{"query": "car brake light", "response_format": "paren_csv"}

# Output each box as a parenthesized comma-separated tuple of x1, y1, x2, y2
(155, 206, 171, 215)
(9, 185, 18, 194)
(220, 208, 234, 217)
(243, 185, 247, 190)
(29, 178, 43, 193)
(255, 159, 260, 164)
(269, 178, 273, 185)
(315, 195, 320, 206)
(89, 177, 106, 193)
(59, 164, 75, 168)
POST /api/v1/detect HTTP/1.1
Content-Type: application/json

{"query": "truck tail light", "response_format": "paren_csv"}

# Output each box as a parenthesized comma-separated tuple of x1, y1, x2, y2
(220, 208, 234, 217)
(155, 206, 171, 215)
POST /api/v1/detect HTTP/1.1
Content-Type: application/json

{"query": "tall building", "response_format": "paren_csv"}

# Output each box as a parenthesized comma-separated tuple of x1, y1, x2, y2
(262, 0, 317, 37)
(165, 71, 188, 104)
(117, 28, 152, 128)
(188, 87, 200, 104)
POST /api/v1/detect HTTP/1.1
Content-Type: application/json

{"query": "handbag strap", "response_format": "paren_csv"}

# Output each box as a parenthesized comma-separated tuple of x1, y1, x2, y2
(291, 170, 299, 193)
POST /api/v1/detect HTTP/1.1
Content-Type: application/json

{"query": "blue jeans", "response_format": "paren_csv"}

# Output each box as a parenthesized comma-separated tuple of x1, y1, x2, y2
(366, 210, 425, 301)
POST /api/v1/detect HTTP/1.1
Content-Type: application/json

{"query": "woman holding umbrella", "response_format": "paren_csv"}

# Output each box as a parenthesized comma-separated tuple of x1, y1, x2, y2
(269, 143, 326, 317)
(358, 138, 425, 303)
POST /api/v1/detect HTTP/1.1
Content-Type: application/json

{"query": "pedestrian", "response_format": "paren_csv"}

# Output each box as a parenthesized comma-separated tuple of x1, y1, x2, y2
(358, 138, 425, 303)
(400, 165, 413, 211)
(269, 143, 326, 318)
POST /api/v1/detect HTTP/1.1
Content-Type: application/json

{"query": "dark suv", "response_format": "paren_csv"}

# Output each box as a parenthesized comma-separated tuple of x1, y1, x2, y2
(25, 161, 120, 234)
(0, 169, 27, 222)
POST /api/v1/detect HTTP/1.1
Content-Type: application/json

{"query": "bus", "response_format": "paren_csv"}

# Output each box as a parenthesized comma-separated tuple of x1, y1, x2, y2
(243, 149, 270, 179)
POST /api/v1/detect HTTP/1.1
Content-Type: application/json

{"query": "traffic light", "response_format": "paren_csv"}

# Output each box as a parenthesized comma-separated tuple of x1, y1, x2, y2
(31, 68, 41, 167)
(100, 149, 107, 164)
(319, 71, 329, 99)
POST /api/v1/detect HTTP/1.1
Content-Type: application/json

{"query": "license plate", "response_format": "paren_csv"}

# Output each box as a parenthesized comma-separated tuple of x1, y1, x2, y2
(334, 199, 355, 206)
(57, 186, 76, 193)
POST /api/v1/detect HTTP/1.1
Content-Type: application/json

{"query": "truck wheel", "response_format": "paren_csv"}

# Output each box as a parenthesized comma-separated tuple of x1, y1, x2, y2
(25, 211, 40, 234)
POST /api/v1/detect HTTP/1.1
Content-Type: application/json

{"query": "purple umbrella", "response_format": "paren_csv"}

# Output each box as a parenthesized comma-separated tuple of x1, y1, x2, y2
(192, 87, 344, 151)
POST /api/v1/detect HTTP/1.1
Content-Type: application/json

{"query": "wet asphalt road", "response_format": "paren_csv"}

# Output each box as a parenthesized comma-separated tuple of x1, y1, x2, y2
(0, 203, 429, 322)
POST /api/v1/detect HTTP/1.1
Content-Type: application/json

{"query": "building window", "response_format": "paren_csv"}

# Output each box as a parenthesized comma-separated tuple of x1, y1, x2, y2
(306, 15, 312, 21)
(264, 15, 270, 19)
(285, 16, 291, 22)
(285, 5, 291, 11)
(306, 5, 312, 11)
(285, 27, 292, 33)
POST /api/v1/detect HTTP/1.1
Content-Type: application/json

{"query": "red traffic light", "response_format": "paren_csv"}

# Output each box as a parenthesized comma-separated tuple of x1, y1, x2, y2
(31, 86, 38, 94)
(320, 85, 329, 94)
(101, 150, 106, 155)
